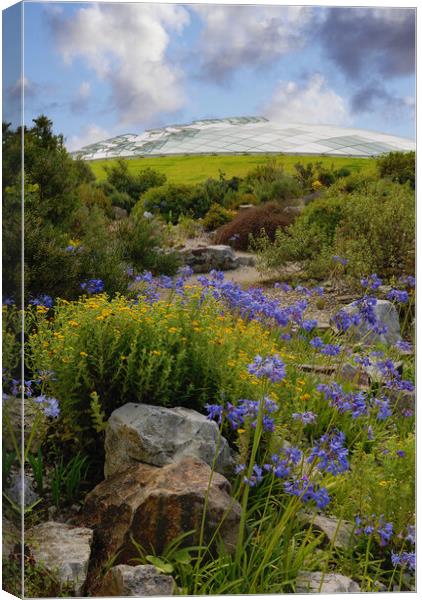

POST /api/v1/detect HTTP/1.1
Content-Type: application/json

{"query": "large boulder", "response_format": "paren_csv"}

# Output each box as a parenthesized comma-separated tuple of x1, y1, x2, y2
(179, 244, 239, 273)
(6, 472, 39, 509)
(96, 564, 175, 597)
(82, 457, 241, 564)
(27, 522, 93, 596)
(104, 403, 233, 478)
(296, 571, 361, 593)
(300, 513, 355, 549)
(330, 299, 402, 346)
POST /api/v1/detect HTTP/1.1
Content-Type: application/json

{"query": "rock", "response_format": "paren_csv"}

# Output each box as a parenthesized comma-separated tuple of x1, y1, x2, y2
(296, 571, 361, 593)
(331, 299, 402, 346)
(179, 244, 239, 273)
(339, 363, 370, 387)
(300, 513, 355, 549)
(97, 564, 175, 597)
(104, 403, 233, 478)
(384, 388, 415, 416)
(28, 522, 93, 595)
(236, 253, 256, 267)
(6, 472, 39, 509)
(82, 457, 241, 564)
(2, 516, 20, 559)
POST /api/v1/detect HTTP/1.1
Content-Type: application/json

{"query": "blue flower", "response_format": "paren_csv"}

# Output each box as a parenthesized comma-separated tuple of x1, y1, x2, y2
(387, 289, 409, 303)
(80, 279, 105, 294)
(284, 477, 330, 509)
(333, 255, 348, 266)
(310, 336, 324, 349)
(247, 354, 286, 383)
(34, 395, 60, 418)
(301, 319, 318, 332)
(205, 403, 223, 424)
(308, 430, 349, 475)
(361, 274, 383, 290)
(395, 340, 413, 353)
(292, 411, 317, 425)
(29, 295, 54, 308)
(391, 551, 415, 571)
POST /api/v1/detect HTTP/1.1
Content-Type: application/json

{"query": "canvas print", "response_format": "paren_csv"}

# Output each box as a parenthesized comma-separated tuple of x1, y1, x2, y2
(2, 1, 416, 597)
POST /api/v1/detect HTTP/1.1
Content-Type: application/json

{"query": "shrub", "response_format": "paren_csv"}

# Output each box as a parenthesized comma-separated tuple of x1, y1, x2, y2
(27, 291, 278, 453)
(139, 183, 211, 224)
(104, 159, 167, 210)
(214, 202, 296, 251)
(202, 203, 236, 231)
(376, 151, 415, 189)
(255, 181, 415, 281)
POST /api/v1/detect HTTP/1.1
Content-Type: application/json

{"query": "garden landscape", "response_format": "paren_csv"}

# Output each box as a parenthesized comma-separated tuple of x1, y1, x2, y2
(1, 2, 416, 598)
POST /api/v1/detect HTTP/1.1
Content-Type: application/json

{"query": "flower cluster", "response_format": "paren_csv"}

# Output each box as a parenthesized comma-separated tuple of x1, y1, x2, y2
(284, 476, 330, 509)
(29, 294, 54, 308)
(333, 255, 348, 266)
(387, 289, 409, 304)
(376, 359, 415, 392)
(80, 279, 105, 294)
(310, 337, 341, 356)
(292, 411, 317, 425)
(247, 354, 286, 383)
(206, 396, 278, 433)
(34, 394, 60, 418)
(352, 295, 387, 336)
(264, 446, 302, 479)
(331, 309, 361, 333)
(308, 429, 349, 475)
(361, 273, 383, 290)
(355, 514, 394, 547)
(391, 551, 415, 571)
(398, 275, 415, 288)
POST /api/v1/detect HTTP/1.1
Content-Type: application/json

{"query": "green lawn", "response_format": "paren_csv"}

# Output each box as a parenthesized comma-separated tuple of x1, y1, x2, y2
(89, 153, 375, 184)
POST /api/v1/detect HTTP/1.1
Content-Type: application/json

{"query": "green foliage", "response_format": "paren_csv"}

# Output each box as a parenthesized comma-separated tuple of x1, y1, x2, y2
(376, 151, 415, 189)
(104, 159, 167, 211)
(28, 449, 44, 494)
(202, 203, 235, 231)
(2, 451, 16, 487)
(140, 183, 211, 224)
(255, 181, 414, 280)
(51, 453, 88, 507)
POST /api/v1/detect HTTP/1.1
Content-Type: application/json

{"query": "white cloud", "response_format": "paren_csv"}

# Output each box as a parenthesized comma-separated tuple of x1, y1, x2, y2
(51, 4, 190, 126)
(263, 74, 352, 126)
(65, 124, 112, 152)
(194, 5, 314, 82)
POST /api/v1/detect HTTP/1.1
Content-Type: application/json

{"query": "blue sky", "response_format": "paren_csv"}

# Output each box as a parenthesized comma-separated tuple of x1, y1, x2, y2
(2, 1, 416, 150)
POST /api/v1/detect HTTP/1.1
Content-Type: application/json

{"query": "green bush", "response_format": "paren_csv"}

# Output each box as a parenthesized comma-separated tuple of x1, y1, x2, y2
(139, 183, 211, 224)
(255, 181, 414, 280)
(27, 292, 278, 453)
(103, 159, 167, 210)
(376, 151, 415, 189)
(202, 203, 235, 231)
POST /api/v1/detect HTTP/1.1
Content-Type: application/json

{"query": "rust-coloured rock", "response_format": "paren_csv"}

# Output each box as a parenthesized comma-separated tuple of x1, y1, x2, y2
(82, 457, 240, 567)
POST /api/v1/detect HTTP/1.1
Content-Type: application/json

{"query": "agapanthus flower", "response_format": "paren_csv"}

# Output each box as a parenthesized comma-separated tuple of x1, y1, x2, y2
(332, 309, 361, 332)
(320, 343, 341, 356)
(80, 279, 104, 294)
(34, 395, 60, 418)
(387, 289, 409, 303)
(398, 275, 415, 288)
(391, 551, 416, 571)
(361, 274, 383, 290)
(274, 282, 292, 292)
(292, 411, 317, 425)
(395, 340, 413, 353)
(284, 476, 330, 509)
(317, 382, 368, 419)
(29, 294, 54, 308)
(205, 403, 223, 424)
(247, 354, 286, 383)
(300, 319, 318, 332)
(355, 514, 393, 547)
(308, 430, 349, 475)
(310, 336, 324, 349)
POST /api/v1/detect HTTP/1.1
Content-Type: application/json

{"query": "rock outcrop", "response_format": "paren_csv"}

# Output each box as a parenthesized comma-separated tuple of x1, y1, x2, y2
(96, 564, 175, 597)
(27, 521, 93, 595)
(296, 571, 361, 593)
(104, 403, 233, 478)
(82, 457, 241, 564)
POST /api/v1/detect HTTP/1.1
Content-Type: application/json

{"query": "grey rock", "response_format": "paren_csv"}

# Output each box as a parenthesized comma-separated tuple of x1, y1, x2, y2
(28, 521, 93, 595)
(339, 363, 370, 387)
(300, 513, 355, 549)
(112, 206, 128, 220)
(331, 299, 402, 346)
(365, 360, 403, 384)
(6, 472, 39, 509)
(179, 244, 239, 272)
(97, 564, 175, 597)
(296, 571, 361, 593)
(236, 253, 256, 267)
(105, 403, 233, 478)
(3, 396, 48, 454)
(384, 388, 415, 416)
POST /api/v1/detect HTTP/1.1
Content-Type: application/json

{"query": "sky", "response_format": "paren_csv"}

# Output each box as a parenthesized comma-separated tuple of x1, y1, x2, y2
(2, 1, 416, 151)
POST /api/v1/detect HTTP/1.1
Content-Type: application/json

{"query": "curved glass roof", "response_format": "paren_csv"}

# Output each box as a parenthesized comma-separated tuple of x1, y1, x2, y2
(72, 116, 415, 160)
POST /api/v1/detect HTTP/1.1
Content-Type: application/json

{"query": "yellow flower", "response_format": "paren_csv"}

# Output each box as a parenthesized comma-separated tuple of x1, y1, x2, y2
(300, 393, 311, 401)
(297, 379, 306, 386)
(379, 480, 389, 487)
(79, 351, 88, 357)
(69, 320, 79, 328)
(151, 350, 161, 356)
(227, 360, 236, 368)
(168, 327, 178, 334)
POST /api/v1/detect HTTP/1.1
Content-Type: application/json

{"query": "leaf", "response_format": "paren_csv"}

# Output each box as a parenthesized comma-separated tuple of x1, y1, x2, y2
(145, 555, 174, 574)
(172, 548, 192, 565)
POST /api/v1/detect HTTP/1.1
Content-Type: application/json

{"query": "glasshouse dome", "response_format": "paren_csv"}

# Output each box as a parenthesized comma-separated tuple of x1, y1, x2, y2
(72, 116, 415, 160)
